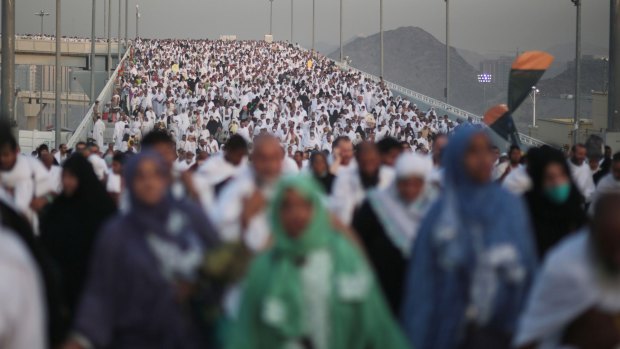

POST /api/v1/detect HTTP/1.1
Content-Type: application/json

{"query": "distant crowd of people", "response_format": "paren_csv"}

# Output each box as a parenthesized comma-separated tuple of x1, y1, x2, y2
(0, 38, 620, 349)
(14, 34, 118, 43)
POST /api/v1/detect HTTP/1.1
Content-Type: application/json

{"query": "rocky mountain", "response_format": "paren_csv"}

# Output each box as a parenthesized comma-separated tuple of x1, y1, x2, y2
(328, 26, 486, 114)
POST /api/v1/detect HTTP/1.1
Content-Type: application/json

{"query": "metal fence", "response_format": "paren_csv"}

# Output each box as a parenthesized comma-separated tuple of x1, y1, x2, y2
(67, 46, 131, 148)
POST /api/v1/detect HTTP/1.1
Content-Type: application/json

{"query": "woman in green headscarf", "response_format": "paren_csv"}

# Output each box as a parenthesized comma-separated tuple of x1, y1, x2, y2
(228, 175, 410, 349)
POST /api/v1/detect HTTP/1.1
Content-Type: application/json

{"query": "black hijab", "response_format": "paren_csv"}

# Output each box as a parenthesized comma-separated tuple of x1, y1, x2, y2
(524, 146, 588, 257)
(40, 155, 117, 315)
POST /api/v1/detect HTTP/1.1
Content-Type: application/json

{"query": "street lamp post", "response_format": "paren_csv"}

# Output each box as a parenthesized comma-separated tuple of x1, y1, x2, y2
(609, 0, 620, 132)
(572, 0, 581, 145)
(445, 0, 450, 104)
(90, 0, 96, 105)
(290, 0, 294, 42)
(103, 0, 107, 37)
(380, 0, 384, 77)
(269, 0, 274, 35)
(125, 0, 128, 46)
(34, 10, 50, 35)
(55, 0, 62, 148)
(1, 0, 16, 131)
(477, 73, 492, 112)
(339, 0, 343, 62)
(35, 10, 50, 131)
(107, 0, 112, 78)
(312, 0, 315, 56)
(117, 0, 122, 62)
(530, 86, 540, 127)
(136, 4, 140, 39)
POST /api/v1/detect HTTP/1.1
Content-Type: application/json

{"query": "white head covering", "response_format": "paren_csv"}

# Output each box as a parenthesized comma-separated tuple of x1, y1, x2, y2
(395, 152, 433, 180)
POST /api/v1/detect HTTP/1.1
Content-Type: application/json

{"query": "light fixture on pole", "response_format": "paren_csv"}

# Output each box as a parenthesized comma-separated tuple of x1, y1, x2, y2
(477, 73, 492, 111)
(34, 10, 50, 35)
(572, 0, 581, 145)
(530, 86, 540, 128)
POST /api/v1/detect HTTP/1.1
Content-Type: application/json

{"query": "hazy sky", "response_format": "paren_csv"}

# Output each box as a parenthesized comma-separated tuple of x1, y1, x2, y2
(9, 0, 609, 55)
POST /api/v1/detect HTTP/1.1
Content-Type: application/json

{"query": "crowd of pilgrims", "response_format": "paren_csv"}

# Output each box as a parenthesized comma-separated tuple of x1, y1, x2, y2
(1, 38, 620, 349)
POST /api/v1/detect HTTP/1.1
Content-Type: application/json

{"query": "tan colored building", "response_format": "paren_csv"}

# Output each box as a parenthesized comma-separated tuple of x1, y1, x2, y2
(529, 92, 609, 148)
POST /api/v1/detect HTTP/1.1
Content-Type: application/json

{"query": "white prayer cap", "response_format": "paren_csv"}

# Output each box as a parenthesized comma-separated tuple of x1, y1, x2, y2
(395, 152, 433, 180)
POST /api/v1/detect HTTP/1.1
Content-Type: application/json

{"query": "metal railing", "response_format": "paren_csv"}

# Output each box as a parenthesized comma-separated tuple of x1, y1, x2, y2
(67, 45, 131, 148)
(331, 59, 548, 147)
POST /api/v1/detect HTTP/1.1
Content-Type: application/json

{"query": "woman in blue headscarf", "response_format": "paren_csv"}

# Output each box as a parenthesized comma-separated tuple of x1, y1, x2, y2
(64, 152, 220, 349)
(401, 126, 538, 349)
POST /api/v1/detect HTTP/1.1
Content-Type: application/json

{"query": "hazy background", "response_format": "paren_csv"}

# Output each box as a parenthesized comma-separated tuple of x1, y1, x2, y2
(7, 0, 609, 56)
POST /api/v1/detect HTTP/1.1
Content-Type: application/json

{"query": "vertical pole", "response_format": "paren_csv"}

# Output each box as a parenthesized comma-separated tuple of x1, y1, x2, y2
(269, 0, 273, 35)
(445, 0, 450, 104)
(37, 12, 45, 130)
(65, 68, 69, 128)
(103, 0, 107, 37)
(1, 0, 15, 130)
(125, 0, 129, 46)
(533, 89, 537, 127)
(290, 0, 294, 42)
(136, 5, 139, 39)
(609, 0, 620, 132)
(380, 0, 384, 77)
(483, 84, 486, 112)
(573, 0, 581, 145)
(37, 11, 45, 130)
(118, 0, 122, 62)
(37, 16, 43, 130)
(91, 0, 97, 104)
(107, 0, 112, 78)
(39, 66, 43, 130)
(339, 0, 343, 62)
(55, 0, 62, 148)
(312, 0, 315, 56)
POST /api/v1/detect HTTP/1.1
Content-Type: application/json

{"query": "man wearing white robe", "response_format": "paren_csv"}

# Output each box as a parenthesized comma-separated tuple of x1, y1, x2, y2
(589, 153, 620, 214)
(113, 117, 127, 150)
(330, 142, 395, 225)
(569, 144, 596, 203)
(92, 116, 106, 149)
(210, 136, 282, 251)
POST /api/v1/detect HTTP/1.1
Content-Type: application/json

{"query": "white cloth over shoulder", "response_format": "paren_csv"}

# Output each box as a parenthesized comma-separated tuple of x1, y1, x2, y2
(209, 168, 273, 251)
(329, 165, 395, 225)
(568, 161, 595, 203)
(514, 231, 620, 348)
(0, 228, 46, 349)
(502, 165, 532, 195)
